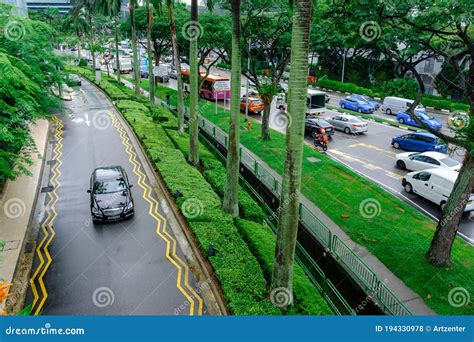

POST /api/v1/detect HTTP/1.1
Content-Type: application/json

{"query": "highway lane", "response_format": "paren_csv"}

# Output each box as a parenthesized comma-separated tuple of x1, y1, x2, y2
(28, 80, 206, 315)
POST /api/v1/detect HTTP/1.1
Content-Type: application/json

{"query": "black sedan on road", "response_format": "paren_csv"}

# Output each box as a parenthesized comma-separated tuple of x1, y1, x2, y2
(88, 166, 134, 222)
(305, 118, 335, 137)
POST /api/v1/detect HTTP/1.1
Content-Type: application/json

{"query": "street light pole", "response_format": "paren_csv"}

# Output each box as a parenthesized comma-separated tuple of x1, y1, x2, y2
(341, 48, 346, 83)
(244, 39, 251, 121)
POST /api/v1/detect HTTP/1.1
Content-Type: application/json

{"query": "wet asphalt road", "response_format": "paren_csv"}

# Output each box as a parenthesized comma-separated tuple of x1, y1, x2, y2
(29, 80, 204, 315)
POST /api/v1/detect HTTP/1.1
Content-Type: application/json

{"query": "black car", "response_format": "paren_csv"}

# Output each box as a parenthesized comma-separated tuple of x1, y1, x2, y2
(305, 118, 334, 136)
(87, 166, 134, 222)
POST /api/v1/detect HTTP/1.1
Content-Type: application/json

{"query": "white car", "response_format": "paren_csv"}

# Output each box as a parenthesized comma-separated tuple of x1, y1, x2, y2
(395, 151, 460, 171)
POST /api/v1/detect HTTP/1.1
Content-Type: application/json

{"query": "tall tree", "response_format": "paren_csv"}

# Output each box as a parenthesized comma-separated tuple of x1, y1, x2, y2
(270, 0, 313, 308)
(129, 0, 141, 97)
(96, 0, 122, 82)
(62, 10, 89, 60)
(71, 1, 98, 77)
(222, 0, 242, 217)
(167, 0, 186, 134)
(188, 0, 200, 166)
(146, 0, 155, 104)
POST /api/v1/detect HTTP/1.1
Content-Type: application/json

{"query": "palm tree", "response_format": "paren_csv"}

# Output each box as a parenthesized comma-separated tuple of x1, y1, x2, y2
(166, 0, 185, 134)
(129, 0, 141, 97)
(96, 0, 122, 83)
(222, 0, 241, 217)
(71, 1, 98, 77)
(62, 11, 89, 60)
(188, 0, 200, 166)
(270, 0, 313, 309)
(144, 0, 156, 104)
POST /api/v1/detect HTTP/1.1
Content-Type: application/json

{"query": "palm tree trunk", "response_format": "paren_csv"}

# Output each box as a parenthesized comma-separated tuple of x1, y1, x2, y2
(114, 16, 121, 83)
(261, 100, 271, 140)
(130, 0, 140, 97)
(222, 0, 241, 217)
(270, 0, 313, 309)
(146, 0, 155, 104)
(88, 13, 96, 76)
(168, 2, 185, 134)
(188, 0, 200, 166)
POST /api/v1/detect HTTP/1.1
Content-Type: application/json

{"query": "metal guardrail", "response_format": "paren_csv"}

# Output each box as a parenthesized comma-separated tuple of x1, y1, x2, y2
(169, 103, 412, 316)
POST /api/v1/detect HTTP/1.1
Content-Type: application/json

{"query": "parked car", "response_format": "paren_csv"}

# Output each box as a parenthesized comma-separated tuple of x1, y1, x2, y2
(350, 94, 380, 110)
(396, 110, 442, 131)
(139, 65, 149, 79)
(402, 168, 474, 211)
(304, 118, 334, 137)
(395, 151, 460, 171)
(169, 67, 178, 79)
(339, 97, 374, 113)
(66, 74, 81, 86)
(382, 96, 425, 115)
(87, 166, 134, 222)
(326, 114, 368, 134)
(240, 96, 265, 114)
(391, 132, 446, 153)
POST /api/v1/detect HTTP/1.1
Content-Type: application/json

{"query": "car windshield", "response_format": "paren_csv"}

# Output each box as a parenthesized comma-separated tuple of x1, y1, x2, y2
(349, 118, 362, 123)
(94, 177, 127, 194)
(440, 157, 459, 167)
(419, 113, 434, 120)
(251, 100, 262, 105)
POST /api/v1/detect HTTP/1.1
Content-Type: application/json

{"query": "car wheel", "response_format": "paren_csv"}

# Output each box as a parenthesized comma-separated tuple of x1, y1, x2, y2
(396, 160, 406, 170)
(398, 118, 404, 124)
(341, 104, 345, 109)
(358, 108, 362, 113)
(404, 182, 413, 193)
(344, 127, 351, 134)
(440, 201, 447, 211)
(386, 108, 392, 115)
(393, 141, 400, 149)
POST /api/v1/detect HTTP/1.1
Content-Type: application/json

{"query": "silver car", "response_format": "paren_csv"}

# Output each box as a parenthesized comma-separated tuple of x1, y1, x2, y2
(326, 114, 368, 134)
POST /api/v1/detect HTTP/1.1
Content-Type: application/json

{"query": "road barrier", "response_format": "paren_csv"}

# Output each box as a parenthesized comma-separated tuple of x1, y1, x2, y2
(166, 103, 412, 316)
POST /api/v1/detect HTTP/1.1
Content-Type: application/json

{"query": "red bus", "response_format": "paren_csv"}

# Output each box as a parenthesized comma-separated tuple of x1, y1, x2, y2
(181, 70, 231, 101)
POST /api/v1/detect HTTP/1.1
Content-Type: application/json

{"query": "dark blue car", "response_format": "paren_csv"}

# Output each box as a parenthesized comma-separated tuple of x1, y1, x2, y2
(339, 97, 374, 114)
(395, 110, 443, 131)
(391, 132, 446, 153)
(350, 94, 381, 110)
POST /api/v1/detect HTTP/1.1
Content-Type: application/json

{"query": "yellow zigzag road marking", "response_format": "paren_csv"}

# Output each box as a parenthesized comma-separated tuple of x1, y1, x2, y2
(110, 113, 203, 315)
(30, 116, 63, 315)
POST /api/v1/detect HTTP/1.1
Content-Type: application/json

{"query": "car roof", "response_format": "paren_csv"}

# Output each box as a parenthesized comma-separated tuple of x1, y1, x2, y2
(403, 132, 437, 138)
(420, 151, 449, 160)
(422, 168, 458, 182)
(94, 166, 123, 179)
(335, 114, 356, 119)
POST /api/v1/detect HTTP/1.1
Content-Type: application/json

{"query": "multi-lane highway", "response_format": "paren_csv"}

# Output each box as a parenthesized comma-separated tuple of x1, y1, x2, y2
(28, 79, 207, 315)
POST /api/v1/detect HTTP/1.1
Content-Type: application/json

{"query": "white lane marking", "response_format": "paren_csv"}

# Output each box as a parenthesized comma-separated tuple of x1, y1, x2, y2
(85, 113, 90, 126)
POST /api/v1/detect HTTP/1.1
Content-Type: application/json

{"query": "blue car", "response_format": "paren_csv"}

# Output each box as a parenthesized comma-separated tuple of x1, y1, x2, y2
(339, 97, 374, 114)
(391, 132, 446, 153)
(395, 110, 442, 131)
(350, 94, 381, 110)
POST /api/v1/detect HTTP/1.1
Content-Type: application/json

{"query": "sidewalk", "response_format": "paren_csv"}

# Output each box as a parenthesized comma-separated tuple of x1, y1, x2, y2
(0, 119, 49, 312)
(110, 73, 435, 315)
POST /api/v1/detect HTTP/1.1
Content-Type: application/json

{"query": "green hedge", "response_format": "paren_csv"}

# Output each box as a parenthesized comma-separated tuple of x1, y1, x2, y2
(235, 219, 332, 315)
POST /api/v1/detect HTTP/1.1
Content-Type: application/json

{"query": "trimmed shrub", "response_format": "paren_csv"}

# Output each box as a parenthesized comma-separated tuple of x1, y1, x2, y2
(235, 219, 333, 315)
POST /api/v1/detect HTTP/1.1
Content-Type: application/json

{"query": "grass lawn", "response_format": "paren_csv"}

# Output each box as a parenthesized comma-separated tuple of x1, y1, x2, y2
(131, 77, 473, 315)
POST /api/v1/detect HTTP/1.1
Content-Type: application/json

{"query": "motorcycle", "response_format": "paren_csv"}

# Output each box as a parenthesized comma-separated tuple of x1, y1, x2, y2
(312, 131, 329, 152)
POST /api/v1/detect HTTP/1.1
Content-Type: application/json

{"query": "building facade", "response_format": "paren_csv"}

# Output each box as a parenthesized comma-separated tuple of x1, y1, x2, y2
(1, 0, 28, 16)
(26, 0, 75, 13)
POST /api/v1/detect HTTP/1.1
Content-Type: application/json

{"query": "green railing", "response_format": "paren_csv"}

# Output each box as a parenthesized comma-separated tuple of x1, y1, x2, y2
(170, 103, 411, 316)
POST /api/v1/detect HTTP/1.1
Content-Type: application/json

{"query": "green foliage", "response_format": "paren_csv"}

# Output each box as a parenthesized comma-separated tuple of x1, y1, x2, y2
(236, 219, 332, 315)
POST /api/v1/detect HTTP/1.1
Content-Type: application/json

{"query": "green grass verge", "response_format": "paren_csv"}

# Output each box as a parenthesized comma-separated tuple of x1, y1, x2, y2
(140, 79, 473, 316)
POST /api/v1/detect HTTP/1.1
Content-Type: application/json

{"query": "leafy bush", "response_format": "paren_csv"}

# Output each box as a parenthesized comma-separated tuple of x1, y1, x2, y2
(235, 219, 332, 315)
(78, 58, 88, 67)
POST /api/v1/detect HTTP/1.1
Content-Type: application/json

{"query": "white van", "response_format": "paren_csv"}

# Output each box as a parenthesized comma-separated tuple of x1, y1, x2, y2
(114, 58, 133, 74)
(382, 96, 425, 115)
(402, 168, 474, 211)
(152, 63, 171, 83)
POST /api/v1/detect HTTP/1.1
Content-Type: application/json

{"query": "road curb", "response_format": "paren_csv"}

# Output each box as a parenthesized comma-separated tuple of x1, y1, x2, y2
(88, 78, 228, 316)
